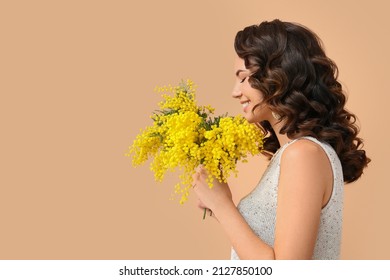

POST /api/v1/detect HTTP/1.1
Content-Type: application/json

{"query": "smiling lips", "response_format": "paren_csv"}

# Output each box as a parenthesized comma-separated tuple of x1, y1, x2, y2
(241, 101, 250, 112)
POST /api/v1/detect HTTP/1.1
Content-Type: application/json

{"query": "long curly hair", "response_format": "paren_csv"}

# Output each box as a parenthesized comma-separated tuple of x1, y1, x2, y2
(234, 19, 370, 183)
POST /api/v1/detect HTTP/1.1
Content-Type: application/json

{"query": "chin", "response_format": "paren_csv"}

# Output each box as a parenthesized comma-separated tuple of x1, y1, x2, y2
(244, 115, 258, 124)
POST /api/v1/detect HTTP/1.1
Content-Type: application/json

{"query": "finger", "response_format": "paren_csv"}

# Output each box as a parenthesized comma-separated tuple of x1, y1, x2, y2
(199, 165, 207, 175)
(195, 164, 206, 173)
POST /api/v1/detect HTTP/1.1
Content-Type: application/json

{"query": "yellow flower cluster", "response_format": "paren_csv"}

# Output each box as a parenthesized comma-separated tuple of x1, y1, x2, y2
(126, 80, 263, 204)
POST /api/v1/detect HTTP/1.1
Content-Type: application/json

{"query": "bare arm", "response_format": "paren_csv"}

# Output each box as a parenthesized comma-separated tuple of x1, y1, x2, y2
(193, 139, 332, 259)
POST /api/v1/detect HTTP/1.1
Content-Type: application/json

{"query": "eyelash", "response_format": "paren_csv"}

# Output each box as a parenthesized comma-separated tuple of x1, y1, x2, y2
(240, 77, 247, 83)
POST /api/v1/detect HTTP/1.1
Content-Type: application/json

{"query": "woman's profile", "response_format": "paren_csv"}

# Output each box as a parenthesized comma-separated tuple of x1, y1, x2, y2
(192, 19, 370, 259)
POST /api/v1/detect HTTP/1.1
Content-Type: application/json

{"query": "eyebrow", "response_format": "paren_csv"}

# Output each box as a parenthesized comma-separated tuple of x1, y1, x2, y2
(235, 69, 248, 77)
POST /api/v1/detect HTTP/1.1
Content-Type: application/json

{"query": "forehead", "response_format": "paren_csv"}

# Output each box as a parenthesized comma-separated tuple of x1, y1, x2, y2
(234, 56, 247, 71)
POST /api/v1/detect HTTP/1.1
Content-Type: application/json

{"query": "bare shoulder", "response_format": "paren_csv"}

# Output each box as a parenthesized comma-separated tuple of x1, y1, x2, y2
(281, 138, 329, 168)
(278, 138, 333, 208)
(278, 138, 332, 200)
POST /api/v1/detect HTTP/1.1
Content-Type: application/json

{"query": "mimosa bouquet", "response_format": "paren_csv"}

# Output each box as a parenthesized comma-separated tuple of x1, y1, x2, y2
(126, 80, 263, 205)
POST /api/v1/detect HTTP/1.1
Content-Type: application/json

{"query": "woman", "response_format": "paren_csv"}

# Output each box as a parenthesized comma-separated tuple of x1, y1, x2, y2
(192, 19, 370, 260)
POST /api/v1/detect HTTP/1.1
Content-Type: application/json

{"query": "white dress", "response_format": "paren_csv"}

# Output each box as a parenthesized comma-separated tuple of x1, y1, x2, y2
(231, 136, 344, 259)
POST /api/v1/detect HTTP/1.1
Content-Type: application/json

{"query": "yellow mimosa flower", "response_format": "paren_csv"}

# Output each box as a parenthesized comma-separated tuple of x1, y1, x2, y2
(126, 80, 263, 204)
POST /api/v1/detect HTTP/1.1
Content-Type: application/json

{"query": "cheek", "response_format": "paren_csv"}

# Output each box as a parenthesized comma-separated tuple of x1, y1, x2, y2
(248, 88, 264, 103)
(243, 80, 261, 96)
(251, 97, 271, 118)
(242, 81, 252, 91)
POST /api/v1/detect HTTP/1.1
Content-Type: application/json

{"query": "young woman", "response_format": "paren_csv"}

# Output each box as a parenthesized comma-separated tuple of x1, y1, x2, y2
(192, 19, 370, 260)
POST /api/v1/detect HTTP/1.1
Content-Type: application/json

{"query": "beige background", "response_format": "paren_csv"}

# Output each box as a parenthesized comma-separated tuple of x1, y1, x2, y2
(1, 0, 389, 259)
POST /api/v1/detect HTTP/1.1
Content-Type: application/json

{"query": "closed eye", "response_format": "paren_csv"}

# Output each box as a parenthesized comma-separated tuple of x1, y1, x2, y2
(240, 77, 247, 83)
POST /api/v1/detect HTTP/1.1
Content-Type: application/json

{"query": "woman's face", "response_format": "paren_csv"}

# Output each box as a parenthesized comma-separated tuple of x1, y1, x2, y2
(232, 56, 273, 123)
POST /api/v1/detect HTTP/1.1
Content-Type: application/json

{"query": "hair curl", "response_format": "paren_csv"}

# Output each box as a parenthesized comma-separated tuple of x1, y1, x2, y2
(234, 19, 370, 183)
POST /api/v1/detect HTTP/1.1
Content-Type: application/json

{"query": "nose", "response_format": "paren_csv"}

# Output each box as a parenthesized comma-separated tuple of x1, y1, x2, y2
(231, 82, 242, 99)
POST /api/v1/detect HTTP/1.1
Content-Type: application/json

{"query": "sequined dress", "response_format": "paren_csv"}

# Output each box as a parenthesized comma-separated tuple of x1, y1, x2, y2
(231, 136, 344, 260)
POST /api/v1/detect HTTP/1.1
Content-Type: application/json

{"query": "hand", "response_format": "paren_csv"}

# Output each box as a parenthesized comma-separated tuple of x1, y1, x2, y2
(192, 165, 234, 219)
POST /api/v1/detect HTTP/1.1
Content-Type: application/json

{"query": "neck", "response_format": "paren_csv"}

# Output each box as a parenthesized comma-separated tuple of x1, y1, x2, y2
(269, 119, 293, 147)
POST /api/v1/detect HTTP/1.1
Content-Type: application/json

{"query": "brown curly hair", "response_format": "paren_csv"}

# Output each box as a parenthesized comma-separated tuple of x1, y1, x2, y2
(234, 19, 370, 183)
